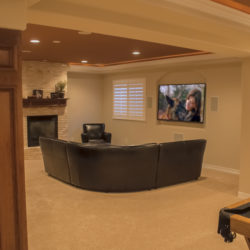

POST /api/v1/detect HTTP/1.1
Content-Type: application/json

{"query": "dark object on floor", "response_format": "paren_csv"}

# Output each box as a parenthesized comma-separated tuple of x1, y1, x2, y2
(218, 199, 250, 249)
(81, 123, 111, 143)
(40, 137, 206, 192)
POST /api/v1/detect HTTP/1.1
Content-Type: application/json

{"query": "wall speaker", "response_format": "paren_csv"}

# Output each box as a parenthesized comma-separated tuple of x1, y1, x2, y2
(147, 96, 152, 108)
(210, 96, 218, 111)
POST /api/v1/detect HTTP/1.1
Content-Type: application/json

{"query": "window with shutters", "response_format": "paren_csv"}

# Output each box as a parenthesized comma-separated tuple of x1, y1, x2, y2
(113, 78, 146, 121)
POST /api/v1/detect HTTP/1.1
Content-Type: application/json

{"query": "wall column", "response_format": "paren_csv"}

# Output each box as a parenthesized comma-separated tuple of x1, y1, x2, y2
(239, 58, 250, 198)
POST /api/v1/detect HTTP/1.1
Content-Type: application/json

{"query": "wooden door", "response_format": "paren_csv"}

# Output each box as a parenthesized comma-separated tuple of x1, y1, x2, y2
(0, 28, 28, 250)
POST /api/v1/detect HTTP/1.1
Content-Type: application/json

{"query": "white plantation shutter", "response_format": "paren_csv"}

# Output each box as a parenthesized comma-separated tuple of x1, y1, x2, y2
(113, 79, 146, 121)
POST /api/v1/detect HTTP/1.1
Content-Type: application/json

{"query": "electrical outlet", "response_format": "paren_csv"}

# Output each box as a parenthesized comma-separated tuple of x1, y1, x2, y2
(174, 133, 183, 141)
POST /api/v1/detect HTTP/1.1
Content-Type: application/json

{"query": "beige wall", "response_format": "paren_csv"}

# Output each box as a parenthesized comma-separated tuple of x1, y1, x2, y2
(239, 58, 250, 195)
(67, 72, 104, 142)
(0, 0, 26, 30)
(103, 62, 242, 170)
(22, 61, 69, 99)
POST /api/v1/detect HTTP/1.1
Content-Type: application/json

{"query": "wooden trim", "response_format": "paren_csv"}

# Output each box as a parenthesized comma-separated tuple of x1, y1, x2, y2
(0, 28, 28, 250)
(225, 199, 250, 249)
(210, 0, 250, 14)
(0, 46, 14, 69)
(245, 237, 250, 249)
(226, 198, 250, 209)
(69, 51, 211, 67)
(23, 98, 67, 107)
(0, 88, 17, 248)
(13, 85, 28, 250)
(230, 214, 250, 238)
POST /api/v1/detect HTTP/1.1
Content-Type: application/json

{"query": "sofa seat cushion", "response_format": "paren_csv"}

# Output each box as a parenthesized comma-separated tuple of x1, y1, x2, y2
(85, 124, 104, 139)
(66, 143, 159, 192)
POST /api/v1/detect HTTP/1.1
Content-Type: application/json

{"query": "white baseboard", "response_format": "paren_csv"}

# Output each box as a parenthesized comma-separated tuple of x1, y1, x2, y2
(237, 191, 250, 199)
(203, 163, 240, 175)
(203, 164, 250, 199)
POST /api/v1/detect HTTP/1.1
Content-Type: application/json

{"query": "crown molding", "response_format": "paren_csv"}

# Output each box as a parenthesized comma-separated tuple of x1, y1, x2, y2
(69, 52, 210, 68)
(143, 0, 250, 29)
(68, 54, 241, 75)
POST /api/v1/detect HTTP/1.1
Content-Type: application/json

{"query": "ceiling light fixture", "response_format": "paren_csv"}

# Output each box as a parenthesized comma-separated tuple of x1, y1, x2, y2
(81, 60, 88, 63)
(132, 51, 141, 55)
(52, 40, 61, 44)
(30, 39, 40, 43)
(78, 31, 92, 35)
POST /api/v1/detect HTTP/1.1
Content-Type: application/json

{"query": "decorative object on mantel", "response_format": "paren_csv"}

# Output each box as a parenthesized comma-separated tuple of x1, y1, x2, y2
(50, 92, 58, 99)
(55, 80, 66, 98)
(27, 96, 37, 100)
(32, 89, 43, 98)
(23, 98, 67, 107)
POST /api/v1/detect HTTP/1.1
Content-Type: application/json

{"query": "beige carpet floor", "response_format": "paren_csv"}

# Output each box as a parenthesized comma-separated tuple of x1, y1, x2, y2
(25, 160, 247, 250)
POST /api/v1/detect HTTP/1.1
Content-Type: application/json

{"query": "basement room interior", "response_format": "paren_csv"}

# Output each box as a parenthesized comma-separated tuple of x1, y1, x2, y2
(1, 0, 250, 249)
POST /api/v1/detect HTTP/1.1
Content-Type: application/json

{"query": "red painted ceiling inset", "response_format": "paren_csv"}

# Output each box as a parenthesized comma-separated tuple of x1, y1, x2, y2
(22, 24, 208, 66)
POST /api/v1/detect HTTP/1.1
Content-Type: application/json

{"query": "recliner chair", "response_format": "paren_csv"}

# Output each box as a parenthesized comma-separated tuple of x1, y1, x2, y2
(81, 123, 112, 143)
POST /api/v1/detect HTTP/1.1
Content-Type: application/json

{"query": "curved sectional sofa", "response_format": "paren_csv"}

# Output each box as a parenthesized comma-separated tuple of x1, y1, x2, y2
(39, 137, 206, 192)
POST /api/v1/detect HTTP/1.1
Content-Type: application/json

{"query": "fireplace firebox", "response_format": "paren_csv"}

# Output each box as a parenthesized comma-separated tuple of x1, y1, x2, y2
(27, 115, 58, 147)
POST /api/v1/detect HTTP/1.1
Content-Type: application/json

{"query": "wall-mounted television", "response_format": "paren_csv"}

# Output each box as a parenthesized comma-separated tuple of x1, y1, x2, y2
(157, 83, 206, 123)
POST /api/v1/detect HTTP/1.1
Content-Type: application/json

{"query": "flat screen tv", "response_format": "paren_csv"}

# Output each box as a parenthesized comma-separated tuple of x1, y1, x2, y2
(157, 83, 206, 123)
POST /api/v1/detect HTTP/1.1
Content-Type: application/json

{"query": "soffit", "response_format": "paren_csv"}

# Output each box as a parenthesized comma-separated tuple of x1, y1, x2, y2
(22, 24, 206, 66)
(26, 0, 250, 58)
(210, 0, 250, 14)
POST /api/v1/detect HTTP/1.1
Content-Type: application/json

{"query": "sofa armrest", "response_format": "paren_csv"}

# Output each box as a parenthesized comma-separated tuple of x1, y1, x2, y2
(103, 132, 112, 143)
(81, 133, 89, 143)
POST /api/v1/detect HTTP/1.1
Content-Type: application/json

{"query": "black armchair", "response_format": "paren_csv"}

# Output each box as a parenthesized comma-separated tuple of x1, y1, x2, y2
(81, 123, 112, 143)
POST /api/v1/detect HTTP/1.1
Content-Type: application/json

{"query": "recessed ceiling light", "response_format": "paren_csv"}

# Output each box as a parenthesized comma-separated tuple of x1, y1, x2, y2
(22, 50, 32, 53)
(81, 60, 88, 63)
(52, 40, 61, 44)
(132, 51, 141, 55)
(78, 31, 92, 35)
(30, 39, 40, 44)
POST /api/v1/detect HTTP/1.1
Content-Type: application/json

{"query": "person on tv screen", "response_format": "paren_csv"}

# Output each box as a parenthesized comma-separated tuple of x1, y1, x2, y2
(184, 88, 202, 122)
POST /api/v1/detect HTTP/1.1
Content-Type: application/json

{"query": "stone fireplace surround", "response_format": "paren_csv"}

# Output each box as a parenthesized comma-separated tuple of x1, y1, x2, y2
(23, 107, 68, 160)
(22, 61, 68, 160)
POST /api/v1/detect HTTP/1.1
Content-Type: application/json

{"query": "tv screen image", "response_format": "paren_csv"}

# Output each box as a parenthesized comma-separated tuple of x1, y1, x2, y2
(157, 83, 206, 123)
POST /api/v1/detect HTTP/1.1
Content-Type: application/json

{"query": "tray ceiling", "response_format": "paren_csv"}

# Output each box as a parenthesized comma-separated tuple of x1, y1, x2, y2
(22, 24, 208, 67)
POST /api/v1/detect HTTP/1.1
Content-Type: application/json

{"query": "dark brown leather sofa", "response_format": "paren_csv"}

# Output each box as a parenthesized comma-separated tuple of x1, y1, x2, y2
(67, 143, 159, 192)
(40, 137, 206, 192)
(39, 138, 70, 184)
(156, 140, 206, 188)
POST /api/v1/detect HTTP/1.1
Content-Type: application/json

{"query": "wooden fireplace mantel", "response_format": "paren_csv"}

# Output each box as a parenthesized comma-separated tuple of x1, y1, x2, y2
(23, 98, 67, 108)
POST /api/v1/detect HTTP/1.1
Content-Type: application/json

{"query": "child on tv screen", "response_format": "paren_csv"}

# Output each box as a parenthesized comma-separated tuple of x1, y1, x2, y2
(158, 83, 206, 123)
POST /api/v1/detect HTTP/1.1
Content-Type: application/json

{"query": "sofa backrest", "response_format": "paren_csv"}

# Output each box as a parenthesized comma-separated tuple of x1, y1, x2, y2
(83, 123, 105, 140)
(40, 137, 206, 192)
(156, 139, 206, 188)
(66, 142, 159, 192)
(39, 137, 71, 183)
